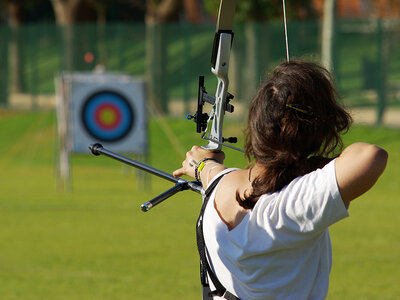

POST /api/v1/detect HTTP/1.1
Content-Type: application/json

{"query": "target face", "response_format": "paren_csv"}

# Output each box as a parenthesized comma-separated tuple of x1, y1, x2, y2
(81, 91, 134, 142)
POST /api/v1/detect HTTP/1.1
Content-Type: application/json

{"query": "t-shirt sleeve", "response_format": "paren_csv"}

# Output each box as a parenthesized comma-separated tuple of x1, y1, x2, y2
(262, 159, 349, 239)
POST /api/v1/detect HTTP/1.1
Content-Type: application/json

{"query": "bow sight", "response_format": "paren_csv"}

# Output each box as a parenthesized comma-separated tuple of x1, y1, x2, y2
(186, 75, 237, 144)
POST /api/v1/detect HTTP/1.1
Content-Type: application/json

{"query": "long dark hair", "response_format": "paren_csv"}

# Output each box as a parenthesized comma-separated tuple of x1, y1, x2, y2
(237, 60, 352, 209)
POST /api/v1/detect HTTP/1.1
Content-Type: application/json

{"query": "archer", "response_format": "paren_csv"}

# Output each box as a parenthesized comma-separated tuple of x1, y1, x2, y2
(173, 60, 388, 300)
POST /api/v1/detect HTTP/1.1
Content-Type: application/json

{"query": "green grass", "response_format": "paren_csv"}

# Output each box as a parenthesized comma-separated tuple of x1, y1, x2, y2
(0, 110, 399, 299)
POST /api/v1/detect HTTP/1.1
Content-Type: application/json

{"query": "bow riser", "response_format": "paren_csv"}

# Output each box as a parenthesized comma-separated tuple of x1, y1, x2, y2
(203, 32, 233, 151)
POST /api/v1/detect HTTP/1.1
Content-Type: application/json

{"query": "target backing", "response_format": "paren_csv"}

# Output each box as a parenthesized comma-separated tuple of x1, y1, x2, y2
(67, 73, 147, 154)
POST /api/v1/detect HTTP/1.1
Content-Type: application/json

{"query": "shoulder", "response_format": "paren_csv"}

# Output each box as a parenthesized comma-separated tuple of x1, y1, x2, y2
(271, 159, 337, 199)
(253, 160, 348, 235)
(206, 168, 241, 189)
(209, 168, 251, 231)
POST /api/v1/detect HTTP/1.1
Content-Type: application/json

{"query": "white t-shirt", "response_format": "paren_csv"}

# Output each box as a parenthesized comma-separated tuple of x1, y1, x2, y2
(202, 159, 348, 300)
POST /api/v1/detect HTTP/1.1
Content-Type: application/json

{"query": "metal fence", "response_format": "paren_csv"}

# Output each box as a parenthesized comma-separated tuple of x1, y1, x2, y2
(1, 20, 400, 122)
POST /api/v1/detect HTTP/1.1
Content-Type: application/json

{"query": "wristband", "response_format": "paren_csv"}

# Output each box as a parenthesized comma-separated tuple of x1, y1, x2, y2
(195, 158, 219, 182)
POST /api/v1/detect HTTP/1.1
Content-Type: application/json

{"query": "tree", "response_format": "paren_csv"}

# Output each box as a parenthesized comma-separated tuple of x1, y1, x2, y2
(321, 0, 335, 71)
(204, 0, 317, 22)
(145, 0, 183, 113)
(49, 0, 98, 70)
(50, 0, 97, 24)
(1, 0, 25, 94)
(183, 0, 202, 23)
(203, 0, 318, 101)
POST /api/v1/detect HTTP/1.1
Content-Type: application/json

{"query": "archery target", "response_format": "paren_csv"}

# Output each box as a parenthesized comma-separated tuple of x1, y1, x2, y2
(67, 73, 147, 154)
(81, 91, 134, 142)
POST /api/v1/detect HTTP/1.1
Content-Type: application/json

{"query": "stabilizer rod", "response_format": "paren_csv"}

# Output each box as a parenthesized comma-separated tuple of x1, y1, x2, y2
(89, 143, 202, 211)
(141, 182, 187, 212)
(90, 143, 178, 183)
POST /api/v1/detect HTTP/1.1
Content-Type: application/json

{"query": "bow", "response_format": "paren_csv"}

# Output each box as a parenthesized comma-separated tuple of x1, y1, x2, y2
(188, 0, 241, 152)
(89, 0, 239, 211)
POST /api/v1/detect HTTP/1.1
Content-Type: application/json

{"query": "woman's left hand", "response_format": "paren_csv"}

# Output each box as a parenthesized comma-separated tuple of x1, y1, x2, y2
(172, 145, 225, 179)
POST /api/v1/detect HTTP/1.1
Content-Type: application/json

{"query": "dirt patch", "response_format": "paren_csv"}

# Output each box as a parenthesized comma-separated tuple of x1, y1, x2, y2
(349, 107, 400, 128)
(5, 94, 400, 128)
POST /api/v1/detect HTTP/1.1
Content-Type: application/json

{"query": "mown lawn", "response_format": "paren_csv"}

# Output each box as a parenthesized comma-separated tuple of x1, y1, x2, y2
(0, 110, 399, 299)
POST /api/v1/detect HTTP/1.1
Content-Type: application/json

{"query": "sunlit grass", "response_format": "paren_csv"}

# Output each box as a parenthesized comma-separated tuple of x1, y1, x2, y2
(0, 110, 399, 299)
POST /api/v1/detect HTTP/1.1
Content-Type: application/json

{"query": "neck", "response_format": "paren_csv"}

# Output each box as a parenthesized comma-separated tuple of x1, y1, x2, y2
(248, 163, 264, 182)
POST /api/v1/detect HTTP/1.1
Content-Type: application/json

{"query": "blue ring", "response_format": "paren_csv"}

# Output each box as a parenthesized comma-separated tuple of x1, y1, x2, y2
(81, 91, 134, 142)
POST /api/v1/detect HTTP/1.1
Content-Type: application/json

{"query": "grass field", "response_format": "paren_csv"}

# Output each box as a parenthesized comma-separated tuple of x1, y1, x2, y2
(0, 110, 399, 300)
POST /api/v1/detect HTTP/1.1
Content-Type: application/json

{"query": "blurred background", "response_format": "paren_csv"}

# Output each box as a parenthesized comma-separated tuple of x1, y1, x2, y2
(0, 1, 399, 299)
(1, 0, 400, 123)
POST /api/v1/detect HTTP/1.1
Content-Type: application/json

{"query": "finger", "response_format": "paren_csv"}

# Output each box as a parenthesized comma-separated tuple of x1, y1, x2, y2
(172, 168, 185, 178)
(217, 151, 226, 162)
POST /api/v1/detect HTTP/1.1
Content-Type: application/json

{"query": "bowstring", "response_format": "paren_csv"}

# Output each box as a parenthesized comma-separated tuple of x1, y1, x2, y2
(282, 0, 290, 62)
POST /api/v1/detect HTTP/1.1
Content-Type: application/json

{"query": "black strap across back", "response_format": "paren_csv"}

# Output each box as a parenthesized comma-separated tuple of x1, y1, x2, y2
(196, 172, 240, 300)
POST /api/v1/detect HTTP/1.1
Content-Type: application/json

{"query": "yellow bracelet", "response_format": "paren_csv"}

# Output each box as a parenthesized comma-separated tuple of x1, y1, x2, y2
(197, 161, 206, 173)
(194, 158, 219, 182)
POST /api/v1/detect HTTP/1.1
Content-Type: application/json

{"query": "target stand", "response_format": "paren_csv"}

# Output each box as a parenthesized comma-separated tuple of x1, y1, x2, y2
(55, 72, 147, 190)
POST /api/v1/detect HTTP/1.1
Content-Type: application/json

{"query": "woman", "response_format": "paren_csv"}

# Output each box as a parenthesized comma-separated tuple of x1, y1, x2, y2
(173, 60, 388, 300)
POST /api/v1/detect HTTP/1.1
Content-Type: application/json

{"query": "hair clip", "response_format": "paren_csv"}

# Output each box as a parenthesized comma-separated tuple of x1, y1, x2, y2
(286, 104, 313, 116)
